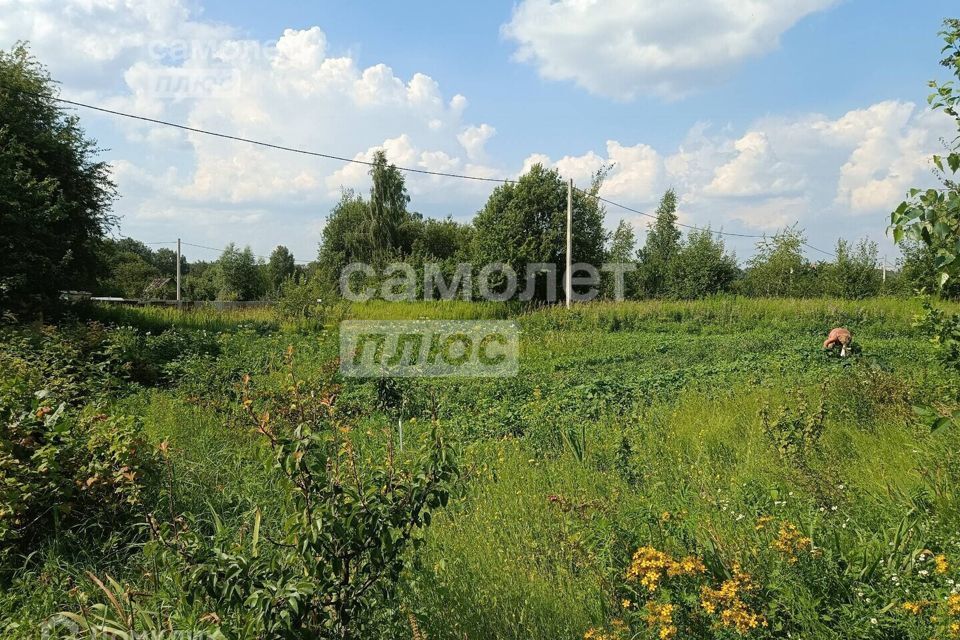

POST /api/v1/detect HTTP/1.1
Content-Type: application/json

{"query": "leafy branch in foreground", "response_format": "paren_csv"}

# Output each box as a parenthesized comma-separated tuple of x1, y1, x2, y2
(889, 19, 960, 289)
(152, 351, 458, 639)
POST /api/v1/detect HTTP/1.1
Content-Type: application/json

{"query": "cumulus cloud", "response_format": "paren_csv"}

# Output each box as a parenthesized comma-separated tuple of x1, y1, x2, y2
(457, 124, 496, 161)
(502, 0, 837, 100)
(705, 132, 806, 197)
(3, 0, 952, 260)
(514, 101, 950, 246)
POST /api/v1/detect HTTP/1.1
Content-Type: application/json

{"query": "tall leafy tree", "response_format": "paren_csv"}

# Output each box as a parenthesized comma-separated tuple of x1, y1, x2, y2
(603, 219, 638, 299)
(0, 44, 116, 312)
(368, 150, 411, 259)
(216, 243, 265, 301)
(471, 164, 607, 301)
(267, 245, 296, 295)
(741, 225, 814, 297)
(667, 229, 739, 299)
(821, 238, 881, 299)
(637, 189, 682, 297)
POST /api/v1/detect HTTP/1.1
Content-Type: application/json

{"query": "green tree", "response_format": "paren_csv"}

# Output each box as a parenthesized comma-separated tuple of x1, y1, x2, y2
(368, 150, 411, 260)
(741, 226, 814, 297)
(266, 245, 296, 296)
(603, 219, 638, 299)
(637, 189, 682, 297)
(472, 164, 607, 302)
(216, 244, 265, 301)
(889, 19, 960, 290)
(821, 238, 881, 299)
(667, 228, 739, 299)
(0, 44, 116, 312)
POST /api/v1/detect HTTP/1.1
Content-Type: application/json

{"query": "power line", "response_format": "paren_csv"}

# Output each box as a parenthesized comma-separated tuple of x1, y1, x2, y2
(14, 85, 839, 259)
(181, 241, 311, 265)
(11, 87, 514, 184)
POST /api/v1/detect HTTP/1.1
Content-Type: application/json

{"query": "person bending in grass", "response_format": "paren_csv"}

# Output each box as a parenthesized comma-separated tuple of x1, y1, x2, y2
(823, 327, 853, 357)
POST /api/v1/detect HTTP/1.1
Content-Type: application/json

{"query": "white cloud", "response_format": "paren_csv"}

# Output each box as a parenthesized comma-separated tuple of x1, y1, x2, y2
(705, 131, 806, 197)
(502, 0, 837, 100)
(4, 0, 953, 261)
(457, 124, 496, 161)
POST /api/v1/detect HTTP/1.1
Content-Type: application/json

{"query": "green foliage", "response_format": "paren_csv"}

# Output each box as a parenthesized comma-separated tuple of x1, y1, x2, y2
(602, 220, 638, 299)
(741, 226, 815, 297)
(820, 239, 882, 299)
(666, 228, 739, 299)
(4, 299, 960, 638)
(637, 189, 682, 297)
(0, 403, 156, 557)
(215, 243, 266, 301)
(472, 164, 607, 301)
(266, 246, 297, 298)
(0, 44, 116, 313)
(274, 275, 336, 323)
(155, 358, 458, 638)
(889, 19, 960, 290)
(761, 390, 826, 464)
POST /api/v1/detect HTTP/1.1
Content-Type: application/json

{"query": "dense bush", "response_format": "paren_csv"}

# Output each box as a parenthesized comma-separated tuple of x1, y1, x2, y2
(0, 397, 156, 560)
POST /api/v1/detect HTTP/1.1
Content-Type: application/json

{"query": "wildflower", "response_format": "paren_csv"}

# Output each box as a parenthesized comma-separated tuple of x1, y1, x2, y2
(700, 564, 766, 634)
(948, 593, 960, 616)
(621, 599, 632, 609)
(937, 555, 950, 575)
(755, 515, 774, 531)
(772, 522, 812, 564)
(626, 546, 704, 592)
(902, 601, 928, 615)
(645, 602, 676, 640)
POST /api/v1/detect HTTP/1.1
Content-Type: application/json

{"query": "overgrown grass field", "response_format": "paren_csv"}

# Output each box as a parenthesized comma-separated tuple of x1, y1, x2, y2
(2, 297, 959, 639)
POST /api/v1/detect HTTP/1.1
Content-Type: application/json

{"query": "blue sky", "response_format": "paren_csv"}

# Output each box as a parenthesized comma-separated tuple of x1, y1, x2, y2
(3, 0, 958, 263)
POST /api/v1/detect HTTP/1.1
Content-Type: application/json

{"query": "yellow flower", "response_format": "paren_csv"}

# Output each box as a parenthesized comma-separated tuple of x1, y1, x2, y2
(621, 599, 632, 609)
(755, 515, 774, 531)
(700, 564, 766, 634)
(936, 554, 950, 575)
(948, 594, 960, 616)
(772, 522, 812, 564)
(902, 601, 927, 616)
(626, 545, 706, 592)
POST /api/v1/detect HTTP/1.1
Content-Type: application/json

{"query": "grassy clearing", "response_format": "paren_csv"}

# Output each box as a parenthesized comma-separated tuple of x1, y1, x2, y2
(3, 297, 959, 638)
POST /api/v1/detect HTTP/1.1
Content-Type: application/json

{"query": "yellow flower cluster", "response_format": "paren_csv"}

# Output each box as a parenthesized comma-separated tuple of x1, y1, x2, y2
(700, 564, 767, 634)
(936, 554, 950, 575)
(754, 515, 774, 531)
(583, 619, 627, 640)
(771, 522, 812, 564)
(949, 594, 960, 617)
(645, 602, 677, 640)
(625, 546, 706, 592)
(902, 600, 930, 616)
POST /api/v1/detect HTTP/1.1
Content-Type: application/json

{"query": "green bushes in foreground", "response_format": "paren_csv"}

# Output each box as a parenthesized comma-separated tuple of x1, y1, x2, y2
(2, 298, 960, 639)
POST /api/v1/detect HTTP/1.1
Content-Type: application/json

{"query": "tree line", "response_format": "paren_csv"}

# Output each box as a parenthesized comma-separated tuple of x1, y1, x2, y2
(0, 42, 950, 315)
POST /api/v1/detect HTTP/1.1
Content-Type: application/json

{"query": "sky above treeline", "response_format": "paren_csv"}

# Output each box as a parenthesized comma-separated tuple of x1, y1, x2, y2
(3, 0, 957, 264)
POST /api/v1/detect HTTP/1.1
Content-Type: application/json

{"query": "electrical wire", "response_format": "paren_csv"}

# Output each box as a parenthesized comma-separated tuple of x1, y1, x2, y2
(10, 84, 839, 259)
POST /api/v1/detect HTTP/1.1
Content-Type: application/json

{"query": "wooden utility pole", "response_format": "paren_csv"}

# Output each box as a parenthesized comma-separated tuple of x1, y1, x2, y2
(566, 178, 573, 309)
(176, 238, 182, 307)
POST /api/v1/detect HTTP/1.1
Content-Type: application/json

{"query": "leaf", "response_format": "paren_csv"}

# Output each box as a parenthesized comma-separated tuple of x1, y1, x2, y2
(931, 416, 953, 433)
